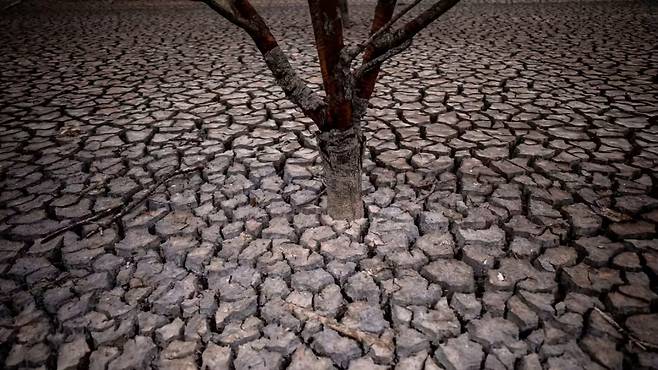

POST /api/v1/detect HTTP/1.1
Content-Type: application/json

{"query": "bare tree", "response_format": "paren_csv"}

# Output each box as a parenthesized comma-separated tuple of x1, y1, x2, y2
(202, 0, 461, 220)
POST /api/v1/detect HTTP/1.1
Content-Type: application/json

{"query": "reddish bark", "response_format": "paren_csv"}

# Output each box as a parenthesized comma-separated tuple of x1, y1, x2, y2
(307, 0, 352, 131)
(356, 0, 397, 102)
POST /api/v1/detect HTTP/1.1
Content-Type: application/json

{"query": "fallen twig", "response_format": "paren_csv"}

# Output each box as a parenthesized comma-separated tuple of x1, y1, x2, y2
(3, 0, 22, 11)
(85, 166, 203, 238)
(41, 166, 203, 242)
(284, 302, 392, 351)
(592, 307, 656, 351)
(40, 206, 121, 243)
(591, 205, 632, 223)
(417, 182, 436, 203)
(309, 188, 327, 204)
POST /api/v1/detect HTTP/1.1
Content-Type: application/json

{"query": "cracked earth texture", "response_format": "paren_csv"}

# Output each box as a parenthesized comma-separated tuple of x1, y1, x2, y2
(1, 0, 658, 369)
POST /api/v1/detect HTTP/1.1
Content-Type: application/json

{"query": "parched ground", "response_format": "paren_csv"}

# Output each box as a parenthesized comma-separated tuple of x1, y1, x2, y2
(1, 0, 657, 369)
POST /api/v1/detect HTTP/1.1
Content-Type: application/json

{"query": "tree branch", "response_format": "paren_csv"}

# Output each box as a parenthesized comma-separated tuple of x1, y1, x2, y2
(375, 0, 460, 50)
(307, 0, 352, 130)
(354, 0, 460, 103)
(342, 0, 422, 63)
(203, 0, 251, 30)
(203, 0, 326, 127)
(41, 166, 203, 243)
(353, 0, 397, 103)
(353, 39, 411, 81)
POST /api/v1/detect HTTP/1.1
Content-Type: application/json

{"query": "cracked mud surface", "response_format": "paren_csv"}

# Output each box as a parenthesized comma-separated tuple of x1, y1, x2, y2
(1, 1, 657, 369)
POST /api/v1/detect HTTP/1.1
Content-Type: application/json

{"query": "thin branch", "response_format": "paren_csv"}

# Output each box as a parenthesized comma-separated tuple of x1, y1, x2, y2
(85, 166, 203, 238)
(352, 0, 397, 103)
(284, 302, 393, 350)
(40, 166, 203, 242)
(202, 0, 252, 30)
(375, 0, 460, 50)
(203, 0, 327, 128)
(353, 39, 411, 80)
(40, 206, 120, 243)
(592, 307, 657, 351)
(342, 0, 423, 63)
(354, 0, 460, 102)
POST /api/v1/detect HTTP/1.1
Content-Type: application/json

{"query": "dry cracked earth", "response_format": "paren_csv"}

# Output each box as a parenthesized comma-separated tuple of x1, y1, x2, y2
(1, 0, 658, 369)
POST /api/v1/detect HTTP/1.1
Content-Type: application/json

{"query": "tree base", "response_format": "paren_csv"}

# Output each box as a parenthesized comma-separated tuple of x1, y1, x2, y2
(317, 127, 364, 220)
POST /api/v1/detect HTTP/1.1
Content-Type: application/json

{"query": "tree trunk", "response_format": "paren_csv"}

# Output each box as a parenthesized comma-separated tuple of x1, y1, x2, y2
(317, 125, 364, 220)
(339, 0, 351, 28)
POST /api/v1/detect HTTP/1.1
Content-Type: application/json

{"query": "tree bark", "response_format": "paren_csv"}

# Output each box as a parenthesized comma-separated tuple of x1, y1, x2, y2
(338, 0, 351, 28)
(317, 125, 364, 220)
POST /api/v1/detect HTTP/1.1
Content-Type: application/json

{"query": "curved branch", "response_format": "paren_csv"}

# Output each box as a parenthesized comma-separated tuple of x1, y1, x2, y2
(342, 0, 422, 63)
(203, 0, 326, 127)
(354, 0, 461, 102)
(353, 39, 411, 81)
(375, 0, 461, 50)
(353, 0, 397, 102)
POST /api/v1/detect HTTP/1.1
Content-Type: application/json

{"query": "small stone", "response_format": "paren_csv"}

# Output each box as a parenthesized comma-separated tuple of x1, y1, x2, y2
(107, 336, 156, 370)
(561, 263, 623, 294)
(609, 221, 656, 239)
(341, 302, 388, 334)
(89, 347, 120, 370)
(419, 211, 449, 234)
(311, 329, 362, 368)
(563, 203, 601, 236)
(215, 296, 257, 328)
(612, 252, 642, 271)
(345, 272, 380, 304)
(114, 228, 160, 257)
(288, 346, 333, 370)
(411, 298, 460, 343)
(234, 343, 283, 370)
(414, 233, 454, 259)
(155, 318, 184, 346)
(455, 225, 506, 248)
(518, 353, 542, 370)
(348, 356, 388, 370)
(396, 327, 430, 358)
(467, 317, 519, 351)
(421, 259, 474, 293)
(535, 246, 577, 272)
(625, 313, 658, 348)
(57, 336, 90, 370)
(450, 293, 481, 322)
(435, 333, 484, 370)
(291, 268, 334, 293)
(507, 295, 539, 332)
(580, 334, 622, 370)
